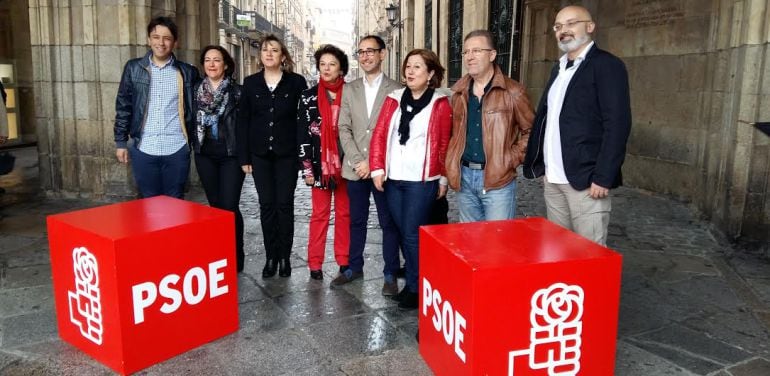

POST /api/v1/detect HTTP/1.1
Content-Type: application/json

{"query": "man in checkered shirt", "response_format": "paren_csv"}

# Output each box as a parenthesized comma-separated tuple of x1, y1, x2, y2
(114, 16, 200, 198)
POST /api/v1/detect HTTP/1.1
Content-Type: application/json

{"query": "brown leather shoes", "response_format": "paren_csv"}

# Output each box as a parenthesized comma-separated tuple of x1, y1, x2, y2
(382, 281, 399, 296)
(330, 270, 363, 286)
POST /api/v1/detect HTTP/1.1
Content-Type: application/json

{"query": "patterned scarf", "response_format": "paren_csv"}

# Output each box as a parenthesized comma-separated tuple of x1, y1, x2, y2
(317, 77, 345, 186)
(398, 87, 435, 145)
(196, 77, 230, 144)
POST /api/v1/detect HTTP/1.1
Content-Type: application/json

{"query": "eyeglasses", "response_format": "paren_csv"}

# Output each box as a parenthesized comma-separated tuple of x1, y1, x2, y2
(461, 48, 493, 57)
(355, 48, 382, 57)
(552, 20, 591, 32)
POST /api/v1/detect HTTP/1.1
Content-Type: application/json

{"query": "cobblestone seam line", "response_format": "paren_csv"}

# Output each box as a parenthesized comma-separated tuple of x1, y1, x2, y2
(711, 257, 770, 330)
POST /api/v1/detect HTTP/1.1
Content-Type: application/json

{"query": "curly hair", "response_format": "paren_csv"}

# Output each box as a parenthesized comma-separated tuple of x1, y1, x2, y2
(314, 44, 349, 76)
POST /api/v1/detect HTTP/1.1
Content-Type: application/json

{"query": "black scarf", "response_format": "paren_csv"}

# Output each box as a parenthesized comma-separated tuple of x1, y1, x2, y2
(398, 87, 435, 145)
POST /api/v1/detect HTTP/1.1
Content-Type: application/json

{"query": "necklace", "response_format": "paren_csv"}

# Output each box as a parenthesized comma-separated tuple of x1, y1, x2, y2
(265, 72, 283, 87)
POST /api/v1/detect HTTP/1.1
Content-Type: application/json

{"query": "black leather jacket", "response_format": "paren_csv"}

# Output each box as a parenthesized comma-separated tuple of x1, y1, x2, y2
(189, 80, 242, 156)
(114, 51, 200, 148)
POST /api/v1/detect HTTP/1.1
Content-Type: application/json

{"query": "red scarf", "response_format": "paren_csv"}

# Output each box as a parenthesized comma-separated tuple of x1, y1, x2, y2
(317, 77, 345, 186)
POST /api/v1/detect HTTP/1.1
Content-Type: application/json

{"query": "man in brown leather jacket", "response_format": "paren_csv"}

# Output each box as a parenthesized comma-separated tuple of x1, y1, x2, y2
(446, 30, 534, 222)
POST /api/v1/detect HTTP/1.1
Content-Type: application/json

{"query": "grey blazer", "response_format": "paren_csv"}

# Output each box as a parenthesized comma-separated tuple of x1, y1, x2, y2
(338, 74, 402, 181)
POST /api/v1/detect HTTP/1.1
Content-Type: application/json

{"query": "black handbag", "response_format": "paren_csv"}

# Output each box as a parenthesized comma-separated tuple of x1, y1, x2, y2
(0, 151, 15, 175)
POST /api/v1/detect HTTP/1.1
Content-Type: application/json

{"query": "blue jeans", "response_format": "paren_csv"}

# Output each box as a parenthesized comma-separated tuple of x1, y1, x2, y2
(457, 166, 517, 222)
(129, 144, 190, 199)
(347, 178, 401, 276)
(385, 179, 438, 293)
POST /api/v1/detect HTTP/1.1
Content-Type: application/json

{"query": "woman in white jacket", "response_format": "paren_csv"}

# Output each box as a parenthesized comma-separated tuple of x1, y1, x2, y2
(369, 49, 452, 309)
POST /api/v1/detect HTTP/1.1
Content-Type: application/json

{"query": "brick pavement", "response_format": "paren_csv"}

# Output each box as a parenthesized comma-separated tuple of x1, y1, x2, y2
(1, 146, 770, 375)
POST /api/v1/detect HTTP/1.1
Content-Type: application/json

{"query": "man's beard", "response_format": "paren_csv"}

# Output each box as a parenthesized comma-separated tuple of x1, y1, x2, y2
(558, 34, 591, 53)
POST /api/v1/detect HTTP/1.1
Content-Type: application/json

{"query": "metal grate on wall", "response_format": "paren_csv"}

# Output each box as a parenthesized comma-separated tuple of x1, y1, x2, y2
(489, 0, 513, 77)
(448, 0, 463, 85)
(425, 0, 433, 50)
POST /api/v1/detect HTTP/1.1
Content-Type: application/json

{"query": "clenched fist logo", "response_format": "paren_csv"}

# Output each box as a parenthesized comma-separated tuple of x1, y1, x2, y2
(68, 247, 104, 345)
(509, 283, 585, 376)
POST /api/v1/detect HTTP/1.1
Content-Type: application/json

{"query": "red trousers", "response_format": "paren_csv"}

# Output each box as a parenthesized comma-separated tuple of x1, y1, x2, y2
(307, 180, 350, 270)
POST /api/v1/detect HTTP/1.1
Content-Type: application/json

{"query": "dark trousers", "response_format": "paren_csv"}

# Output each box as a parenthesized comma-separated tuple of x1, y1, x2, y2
(251, 152, 298, 261)
(428, 196, 449, 225)
(129, 144, 190, 199)
(347, 178, 401, 276)
(385, 179, 438, 293)
(194, 142, 245, 269)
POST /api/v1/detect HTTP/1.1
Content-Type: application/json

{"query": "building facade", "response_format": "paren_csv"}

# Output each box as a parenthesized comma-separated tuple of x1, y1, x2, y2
(396, 0, 770, 242)
(352, 0, 394, 79)
(3, 0, 769, 243)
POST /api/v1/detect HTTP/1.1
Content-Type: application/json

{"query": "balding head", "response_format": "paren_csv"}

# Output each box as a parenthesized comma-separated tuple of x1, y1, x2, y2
(553, 5, 595, 58)
(556, 5, 593, 24)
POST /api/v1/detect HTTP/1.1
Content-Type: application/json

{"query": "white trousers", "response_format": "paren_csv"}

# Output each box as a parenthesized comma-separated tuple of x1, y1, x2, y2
(543, 178, 611, 246)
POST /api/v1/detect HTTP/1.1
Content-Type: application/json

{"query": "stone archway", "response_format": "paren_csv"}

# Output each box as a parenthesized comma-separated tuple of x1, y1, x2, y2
(28, 0, 218, 198)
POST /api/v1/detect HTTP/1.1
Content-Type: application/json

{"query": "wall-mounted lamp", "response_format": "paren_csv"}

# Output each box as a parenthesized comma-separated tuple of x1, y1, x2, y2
(386, 3, 400, 26)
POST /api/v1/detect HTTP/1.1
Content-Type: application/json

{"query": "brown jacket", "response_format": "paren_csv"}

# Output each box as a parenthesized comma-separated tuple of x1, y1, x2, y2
(446, 65, 535, 191)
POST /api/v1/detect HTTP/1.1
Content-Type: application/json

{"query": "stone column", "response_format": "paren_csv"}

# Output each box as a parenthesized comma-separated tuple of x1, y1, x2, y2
(520, 0, 559, 99)
(29, 0, 216, 198)
(697, 0, 769, 240)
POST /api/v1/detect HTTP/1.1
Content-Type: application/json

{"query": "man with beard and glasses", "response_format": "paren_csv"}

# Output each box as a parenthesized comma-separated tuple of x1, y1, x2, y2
(523, 5, 631, 246)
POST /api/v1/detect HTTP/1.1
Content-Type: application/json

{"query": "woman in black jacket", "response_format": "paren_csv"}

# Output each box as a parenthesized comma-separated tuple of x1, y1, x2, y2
(191, 45, 245, 272)
(238, 34, 307, 278)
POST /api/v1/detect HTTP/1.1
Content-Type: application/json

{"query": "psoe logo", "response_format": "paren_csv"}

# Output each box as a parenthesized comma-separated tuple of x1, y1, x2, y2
(67, 247, 103, 345)
(508, 282, 584, 376)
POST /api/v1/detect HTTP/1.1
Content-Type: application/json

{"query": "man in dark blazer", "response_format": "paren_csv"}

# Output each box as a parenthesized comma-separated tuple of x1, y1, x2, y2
(523, 5, 631, 246)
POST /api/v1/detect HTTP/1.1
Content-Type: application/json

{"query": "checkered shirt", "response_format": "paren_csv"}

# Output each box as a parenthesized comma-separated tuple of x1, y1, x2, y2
(138, 56, 187, 156)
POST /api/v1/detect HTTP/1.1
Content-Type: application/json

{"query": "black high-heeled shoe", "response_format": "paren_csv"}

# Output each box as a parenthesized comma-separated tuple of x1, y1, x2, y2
(278, 258, 291, 277)
(262, 258, 278, 278)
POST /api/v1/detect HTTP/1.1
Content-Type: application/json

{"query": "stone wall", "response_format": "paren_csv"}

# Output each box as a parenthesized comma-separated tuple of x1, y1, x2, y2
(521, 0, 770, 242)
(28, 0, 217, 199)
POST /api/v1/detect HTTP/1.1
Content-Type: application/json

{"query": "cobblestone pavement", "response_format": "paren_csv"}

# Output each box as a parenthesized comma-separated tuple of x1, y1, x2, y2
(1, 146, 770, 375)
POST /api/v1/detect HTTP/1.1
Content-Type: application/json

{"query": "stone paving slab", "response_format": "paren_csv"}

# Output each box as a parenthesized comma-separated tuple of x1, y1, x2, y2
(614, 340, 697, 376)
(2, 310, 58, 348)
(300, 313, 411, 361)
(0, 285, 54, 319)
(722, 357, 770, 376)
(1, 147, 770, 374)
(338, 348, 432, 375)
(682, 311, 770, 357)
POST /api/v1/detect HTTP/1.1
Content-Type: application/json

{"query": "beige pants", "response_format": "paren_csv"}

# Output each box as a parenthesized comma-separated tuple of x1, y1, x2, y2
(543, 178, 611, 246)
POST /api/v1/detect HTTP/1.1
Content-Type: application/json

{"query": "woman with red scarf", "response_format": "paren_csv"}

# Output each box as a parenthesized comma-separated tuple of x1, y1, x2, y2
(297, 44, 350, 281)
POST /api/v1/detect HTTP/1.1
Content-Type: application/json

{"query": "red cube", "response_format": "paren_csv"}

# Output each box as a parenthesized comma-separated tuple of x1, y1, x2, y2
(419, 217, 622, 376)
(47, 196, 239, 375)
